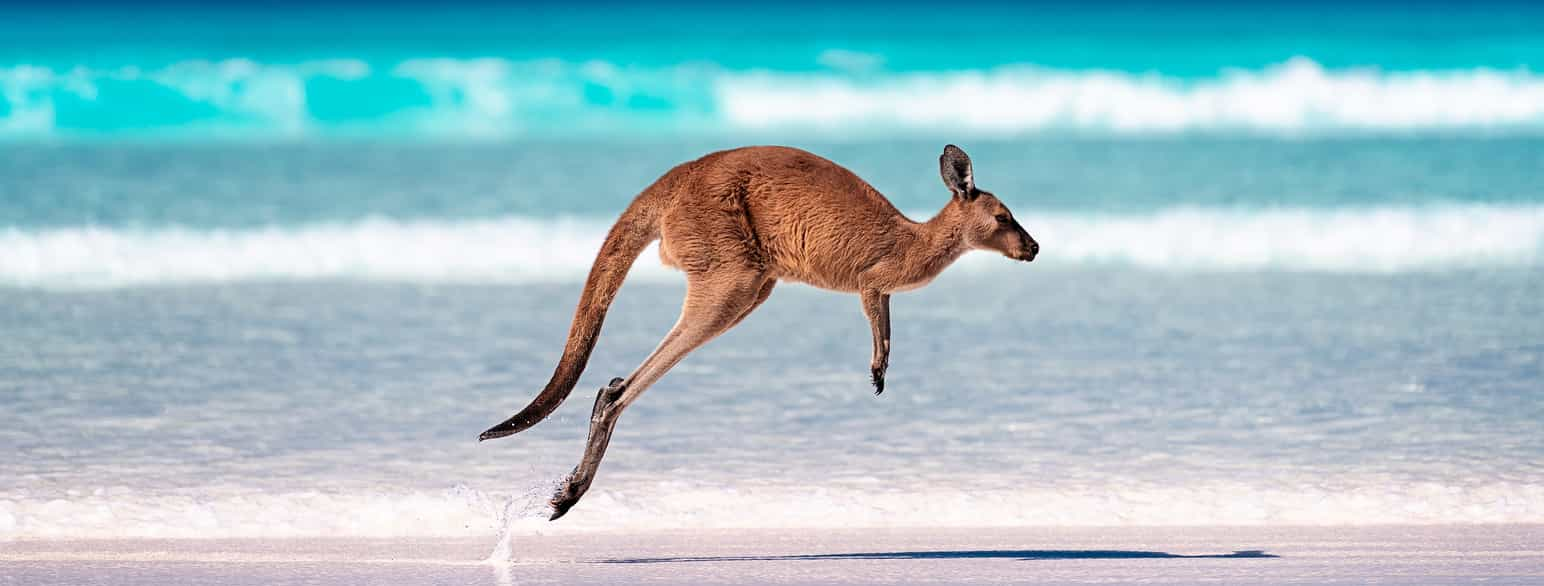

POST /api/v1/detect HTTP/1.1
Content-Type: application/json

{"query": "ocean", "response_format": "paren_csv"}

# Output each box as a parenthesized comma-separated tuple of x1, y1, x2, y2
(2, 2, 1542, 541)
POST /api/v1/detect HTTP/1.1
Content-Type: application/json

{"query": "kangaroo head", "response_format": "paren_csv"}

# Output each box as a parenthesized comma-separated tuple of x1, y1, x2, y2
(939, 144, 1038, 262)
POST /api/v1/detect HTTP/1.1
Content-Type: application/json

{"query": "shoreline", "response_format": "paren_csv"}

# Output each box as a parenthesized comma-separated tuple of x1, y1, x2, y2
(5, 525, 1542, 585)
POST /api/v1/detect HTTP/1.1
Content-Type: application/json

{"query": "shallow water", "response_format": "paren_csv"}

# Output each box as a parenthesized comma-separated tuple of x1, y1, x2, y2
(4, 132, 1544, 538)
(4, 266, 1540, 537)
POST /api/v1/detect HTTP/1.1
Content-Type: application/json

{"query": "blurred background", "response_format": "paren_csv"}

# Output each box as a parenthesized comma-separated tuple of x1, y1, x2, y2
(2, 1, 1541, 539)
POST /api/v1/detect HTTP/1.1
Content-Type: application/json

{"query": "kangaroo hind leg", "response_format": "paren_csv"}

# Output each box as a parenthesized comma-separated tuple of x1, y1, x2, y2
(548, 271, 769, 520)
(727, 278, 776, 330)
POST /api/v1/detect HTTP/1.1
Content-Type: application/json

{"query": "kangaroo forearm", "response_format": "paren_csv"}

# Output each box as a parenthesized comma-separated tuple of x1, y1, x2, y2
(861, 290, 891, 394)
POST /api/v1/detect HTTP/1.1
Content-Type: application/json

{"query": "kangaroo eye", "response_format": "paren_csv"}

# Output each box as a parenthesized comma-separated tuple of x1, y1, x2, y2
(995, 214, 1010, 224)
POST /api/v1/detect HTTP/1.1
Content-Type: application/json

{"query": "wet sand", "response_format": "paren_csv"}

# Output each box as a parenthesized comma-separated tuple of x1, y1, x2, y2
(5, 525, 1542, 585)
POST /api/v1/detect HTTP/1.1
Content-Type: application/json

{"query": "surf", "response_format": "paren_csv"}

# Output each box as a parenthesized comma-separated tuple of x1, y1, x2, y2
(2, 204, 1541, 288)
(6, 58, 1544, 139)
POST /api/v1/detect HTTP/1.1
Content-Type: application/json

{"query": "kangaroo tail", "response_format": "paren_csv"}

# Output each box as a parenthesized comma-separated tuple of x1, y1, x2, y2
(479, 193, 662, 441)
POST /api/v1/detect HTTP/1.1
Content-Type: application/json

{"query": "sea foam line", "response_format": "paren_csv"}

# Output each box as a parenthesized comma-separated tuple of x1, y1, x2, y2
(4, 58, 1544, 137)
(1, 205, 1540, 288)
(718, 58, 1544, 134)
(4, 479, 1542, 539)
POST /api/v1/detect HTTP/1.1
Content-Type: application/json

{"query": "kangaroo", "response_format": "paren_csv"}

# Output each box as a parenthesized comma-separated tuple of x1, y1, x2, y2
(480, 144, 1038, 520)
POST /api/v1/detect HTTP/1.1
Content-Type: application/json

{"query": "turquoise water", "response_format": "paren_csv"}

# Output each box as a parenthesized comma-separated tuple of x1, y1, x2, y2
(2, 2, 1542, 539)
(1, 140, 1540, 287)
(6, 139, 1544, 227)
(5, 2, 1544, 139)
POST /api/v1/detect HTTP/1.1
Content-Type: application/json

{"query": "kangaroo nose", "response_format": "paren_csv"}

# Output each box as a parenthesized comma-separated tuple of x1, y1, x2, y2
(1022, 242, 1039, 262)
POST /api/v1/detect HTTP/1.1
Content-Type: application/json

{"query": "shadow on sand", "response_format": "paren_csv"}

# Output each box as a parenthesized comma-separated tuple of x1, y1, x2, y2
(602, 549, 1277, 564)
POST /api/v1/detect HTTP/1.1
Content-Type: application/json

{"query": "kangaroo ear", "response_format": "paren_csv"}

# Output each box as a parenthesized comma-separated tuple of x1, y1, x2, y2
(939, 144, 977, 200)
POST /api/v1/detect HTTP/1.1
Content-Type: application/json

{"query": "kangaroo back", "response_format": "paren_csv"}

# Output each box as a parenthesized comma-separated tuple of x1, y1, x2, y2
(479, 189, 663, 441)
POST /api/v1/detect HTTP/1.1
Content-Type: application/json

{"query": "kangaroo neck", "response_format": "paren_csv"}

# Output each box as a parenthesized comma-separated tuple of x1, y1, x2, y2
(899, 202, 970, 284)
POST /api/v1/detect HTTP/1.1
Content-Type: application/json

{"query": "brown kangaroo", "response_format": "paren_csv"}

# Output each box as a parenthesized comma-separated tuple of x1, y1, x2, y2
(480, 144, 1037, 520)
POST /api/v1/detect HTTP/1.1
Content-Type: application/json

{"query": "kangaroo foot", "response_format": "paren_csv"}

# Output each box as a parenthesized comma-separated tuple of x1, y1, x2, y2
(549, 472, 585, 521)
(550, 378, 627, 521)
(871, 366, 886, 395)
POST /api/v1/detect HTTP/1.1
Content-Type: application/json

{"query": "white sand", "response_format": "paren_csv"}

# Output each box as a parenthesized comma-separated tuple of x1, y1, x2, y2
(4, 525, 1542, 585)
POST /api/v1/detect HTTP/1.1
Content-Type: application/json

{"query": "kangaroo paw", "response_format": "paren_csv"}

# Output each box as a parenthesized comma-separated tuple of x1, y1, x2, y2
(871, 367, 886, 396)
(549, 475, 584, 521)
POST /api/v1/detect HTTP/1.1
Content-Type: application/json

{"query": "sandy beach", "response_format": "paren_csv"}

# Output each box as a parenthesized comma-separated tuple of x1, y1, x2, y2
(5, 525, 1542, 585)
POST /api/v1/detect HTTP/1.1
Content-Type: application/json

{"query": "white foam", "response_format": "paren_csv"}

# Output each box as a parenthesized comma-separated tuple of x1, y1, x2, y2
(717, 58, 1544, 134)
(1020, 204, 1544, 272)
(6, 57, 1544, 137)
(1, 205, 1539, 288)
(4, 480, 1542, 539)
(0, 216, 663, 288)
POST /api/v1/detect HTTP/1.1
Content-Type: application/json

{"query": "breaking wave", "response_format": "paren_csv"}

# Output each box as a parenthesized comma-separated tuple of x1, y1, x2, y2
(3, 58, 1544, 138)
(2, 205, 1540, 288)
(4, 479, 1541, 539)
(718, 58, 1544, 134)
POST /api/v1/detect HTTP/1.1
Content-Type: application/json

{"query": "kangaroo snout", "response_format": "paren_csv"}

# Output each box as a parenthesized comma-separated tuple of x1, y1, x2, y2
(1017, 237, 1039, 262)
(1019, 246, 1038, 262)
